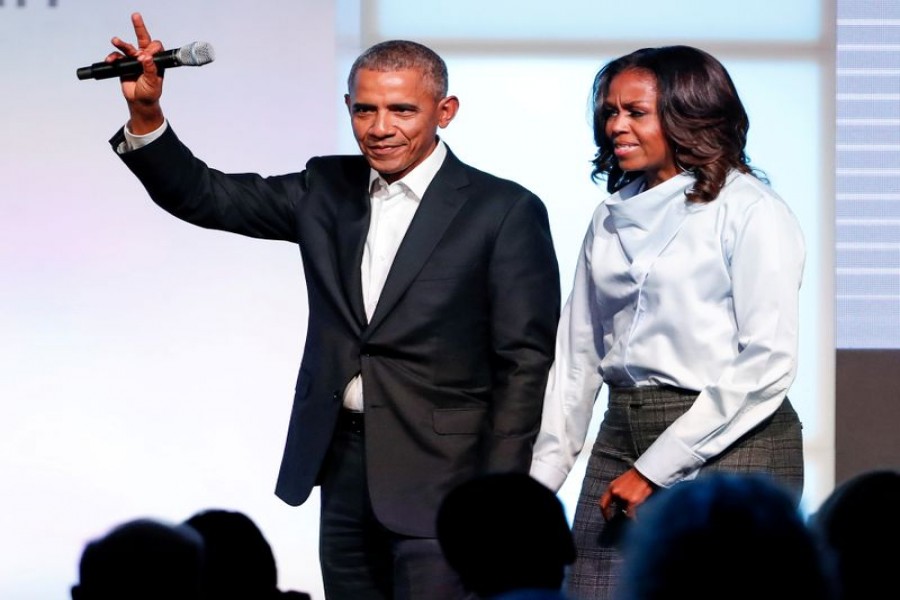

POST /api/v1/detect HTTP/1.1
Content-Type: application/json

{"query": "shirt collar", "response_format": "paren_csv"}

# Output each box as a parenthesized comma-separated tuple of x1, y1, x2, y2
(368, 138, 447, 200)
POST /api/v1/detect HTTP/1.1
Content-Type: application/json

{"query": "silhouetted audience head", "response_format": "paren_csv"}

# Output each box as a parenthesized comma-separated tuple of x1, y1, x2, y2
(185, 508, 311, 600)
(809, 468, 900, 600)
(617, 472, 832, 600)
(436, 472, 575, 598)
(71, 517, 205, 600)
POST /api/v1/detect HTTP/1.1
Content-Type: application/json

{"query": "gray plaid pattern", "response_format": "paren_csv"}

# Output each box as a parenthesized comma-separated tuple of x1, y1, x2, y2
(565, 386, 804, 600)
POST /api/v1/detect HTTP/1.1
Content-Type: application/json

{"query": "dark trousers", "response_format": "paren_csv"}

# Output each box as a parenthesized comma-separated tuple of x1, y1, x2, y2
(318, 412, 473, 600)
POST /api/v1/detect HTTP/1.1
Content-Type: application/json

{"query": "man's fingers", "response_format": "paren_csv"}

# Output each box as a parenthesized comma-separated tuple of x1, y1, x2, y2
(110, 36, 137, 57)
(137, 51, 159, 77)
(103, 51, 127, 65)
(108, 37, 164, 69)
(131, 12, 152, 49)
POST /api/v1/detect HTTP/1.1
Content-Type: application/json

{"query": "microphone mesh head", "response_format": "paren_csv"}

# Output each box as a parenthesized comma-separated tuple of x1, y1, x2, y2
(176, 42, 215, 67)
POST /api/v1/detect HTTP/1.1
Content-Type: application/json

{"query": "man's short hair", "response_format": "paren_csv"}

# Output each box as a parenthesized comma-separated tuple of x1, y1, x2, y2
(347, 40, 448, 99)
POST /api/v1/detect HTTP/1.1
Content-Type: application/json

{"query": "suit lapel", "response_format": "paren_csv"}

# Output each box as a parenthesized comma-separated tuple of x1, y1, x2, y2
(335, 159, 371, 328)
(365, 151, 469, 335)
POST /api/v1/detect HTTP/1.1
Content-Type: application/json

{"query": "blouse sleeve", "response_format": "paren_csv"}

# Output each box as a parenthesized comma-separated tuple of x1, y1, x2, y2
(530, 214, 607, 492)
(634, 187, 806, 487)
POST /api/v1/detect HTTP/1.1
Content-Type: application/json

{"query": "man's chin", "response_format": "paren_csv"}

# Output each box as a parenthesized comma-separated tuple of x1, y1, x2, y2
(366, 160, 405, 181)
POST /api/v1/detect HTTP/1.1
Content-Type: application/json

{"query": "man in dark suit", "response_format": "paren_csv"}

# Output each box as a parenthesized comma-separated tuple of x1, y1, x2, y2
(104, 13, 560, 600)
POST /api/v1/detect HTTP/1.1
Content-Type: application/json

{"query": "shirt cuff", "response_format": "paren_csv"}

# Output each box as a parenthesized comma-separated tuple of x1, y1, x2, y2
(529, 459, 569, 493)
(116, 119, 169, 154)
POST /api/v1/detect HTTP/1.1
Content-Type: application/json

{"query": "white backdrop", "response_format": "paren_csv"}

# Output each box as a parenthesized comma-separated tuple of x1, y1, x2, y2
(1, 2, 335, 598)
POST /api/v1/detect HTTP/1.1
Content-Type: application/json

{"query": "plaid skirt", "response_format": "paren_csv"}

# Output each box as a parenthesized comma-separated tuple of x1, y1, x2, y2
(565, 386, 804, 600)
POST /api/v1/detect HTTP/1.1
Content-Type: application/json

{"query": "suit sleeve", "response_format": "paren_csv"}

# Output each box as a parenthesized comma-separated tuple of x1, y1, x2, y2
(483, 190, 560, 473)
(111, 125, 303, 242)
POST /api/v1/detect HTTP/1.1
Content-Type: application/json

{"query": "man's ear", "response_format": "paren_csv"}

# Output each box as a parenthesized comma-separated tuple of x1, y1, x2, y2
(71, 584, 82, 600)
(437, 95, 460, 128)
(344, 94, 352, 114)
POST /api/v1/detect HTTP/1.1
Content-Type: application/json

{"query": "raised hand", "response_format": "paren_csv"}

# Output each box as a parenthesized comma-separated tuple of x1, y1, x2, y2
(107, 12, 165, 133)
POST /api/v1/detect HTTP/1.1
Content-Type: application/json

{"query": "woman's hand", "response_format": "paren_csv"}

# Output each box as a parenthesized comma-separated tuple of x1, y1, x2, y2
(599, 467, 657, 521)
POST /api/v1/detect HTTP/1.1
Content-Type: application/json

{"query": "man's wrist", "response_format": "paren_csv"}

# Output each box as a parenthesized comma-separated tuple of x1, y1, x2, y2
(126, 103, 165, 135)
(122, 118, 168, 152)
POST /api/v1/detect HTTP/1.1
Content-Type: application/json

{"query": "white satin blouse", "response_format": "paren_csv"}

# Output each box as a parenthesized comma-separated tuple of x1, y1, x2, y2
(530, 171, 805, 491)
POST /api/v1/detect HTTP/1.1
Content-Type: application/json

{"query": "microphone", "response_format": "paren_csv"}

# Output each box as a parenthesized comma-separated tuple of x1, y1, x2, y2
(76, 41, 215, 81)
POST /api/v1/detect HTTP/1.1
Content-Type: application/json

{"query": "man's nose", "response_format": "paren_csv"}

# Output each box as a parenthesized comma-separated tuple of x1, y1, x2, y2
(371, 111, 393, 136)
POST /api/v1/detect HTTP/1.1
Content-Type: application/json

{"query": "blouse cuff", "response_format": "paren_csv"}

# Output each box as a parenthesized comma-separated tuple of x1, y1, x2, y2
(634, 434, 705, 488)
(529, 459, 570, 493)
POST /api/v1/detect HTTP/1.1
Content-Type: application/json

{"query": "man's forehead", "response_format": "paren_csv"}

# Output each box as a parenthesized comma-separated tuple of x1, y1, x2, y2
(352, 66, 430, 82)
(349, 68, 438, 97)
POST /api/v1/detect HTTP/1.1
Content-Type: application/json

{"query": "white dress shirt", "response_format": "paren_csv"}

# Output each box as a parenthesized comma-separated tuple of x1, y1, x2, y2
(530, 171, 806, 491)
(341, 141, 447, 411)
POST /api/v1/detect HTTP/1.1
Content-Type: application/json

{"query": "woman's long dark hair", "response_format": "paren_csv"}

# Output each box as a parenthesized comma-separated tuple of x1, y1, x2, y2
(591, 45, 763, 203)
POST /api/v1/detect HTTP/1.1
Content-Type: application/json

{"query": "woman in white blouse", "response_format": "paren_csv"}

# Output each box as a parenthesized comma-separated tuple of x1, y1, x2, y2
(530, 45, 806, 600)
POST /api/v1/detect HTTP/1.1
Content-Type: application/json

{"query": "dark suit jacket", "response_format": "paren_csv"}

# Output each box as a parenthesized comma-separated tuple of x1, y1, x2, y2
(112, 126, 560, 537)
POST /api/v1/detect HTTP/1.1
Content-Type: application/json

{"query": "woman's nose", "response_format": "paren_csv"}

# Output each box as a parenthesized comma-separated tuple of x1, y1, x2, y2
(608, 113, 627, 134)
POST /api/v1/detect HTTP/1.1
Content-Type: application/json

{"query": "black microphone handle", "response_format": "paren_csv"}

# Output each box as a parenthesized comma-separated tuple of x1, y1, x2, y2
(76, 48, 182, 81)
